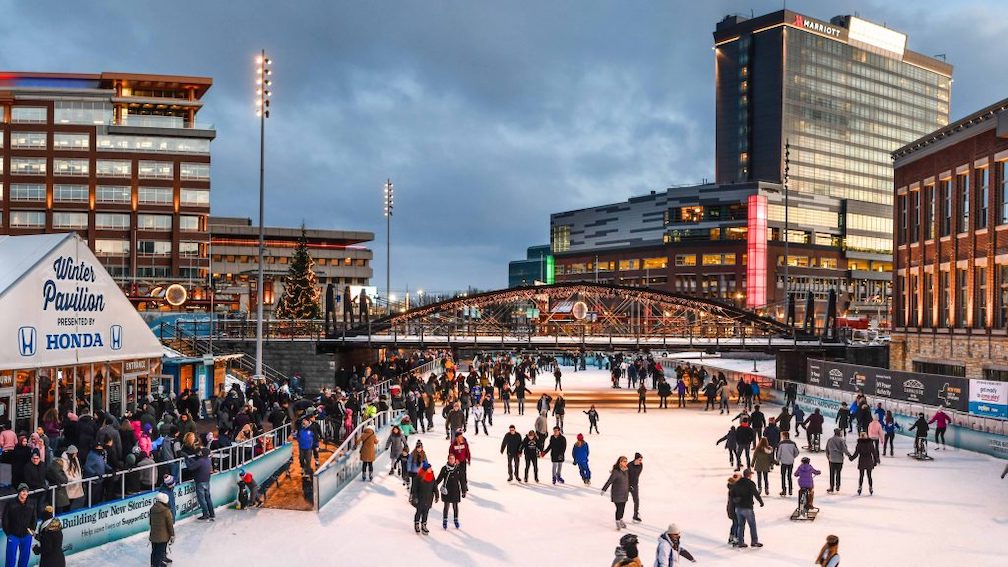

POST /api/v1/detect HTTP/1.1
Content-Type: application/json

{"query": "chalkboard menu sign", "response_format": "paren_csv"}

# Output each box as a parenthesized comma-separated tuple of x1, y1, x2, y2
(109, 382, 121, 406)
(16, 394, 32, 419)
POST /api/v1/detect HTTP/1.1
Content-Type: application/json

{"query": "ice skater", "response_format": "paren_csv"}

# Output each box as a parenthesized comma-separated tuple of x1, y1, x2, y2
(542, 426, 567, 484)
(601, 456, 630, 530)
(849, 431, 879, 495)
(572, 433, 591, 485)
(585, 405, 600, 434)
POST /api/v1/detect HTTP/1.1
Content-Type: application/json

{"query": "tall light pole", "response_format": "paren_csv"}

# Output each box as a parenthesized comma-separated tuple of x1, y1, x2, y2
(383, 178, 394, 313)
(255, 51, 272, 380)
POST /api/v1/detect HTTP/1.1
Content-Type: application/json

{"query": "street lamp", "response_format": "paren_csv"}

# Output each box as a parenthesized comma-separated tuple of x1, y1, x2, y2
(254, 50, 272, 381)
(383, 179, 394, 313)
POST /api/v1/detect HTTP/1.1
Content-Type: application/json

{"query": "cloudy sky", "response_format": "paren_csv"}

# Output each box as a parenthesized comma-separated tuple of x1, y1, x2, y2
(2, 1, 1006, 292)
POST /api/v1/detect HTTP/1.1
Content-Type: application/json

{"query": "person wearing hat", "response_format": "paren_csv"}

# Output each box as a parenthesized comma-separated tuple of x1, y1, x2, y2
(35, 504, 64, 567)
(3, 483, 36, 567)
(22, 450, 47, 516)
(814, 534, 840, 567)
(358, 426, 379, 481)
(725, 473, 741, 546)
(149, 491, 175, 567)
(237, 471, 262, 509)
(628, 453, 644, 523)
(409, 460, 438, 534)
(794, 456, 821, 515)
(158, 475, 177, 519)
(654, 523, 695, 566)
(406, 440, 427, 491)
(612, 533, 642, 567)
(60, 446, 84, 510)
(572, 433, 591, 485)
(728, 469, 763, 548)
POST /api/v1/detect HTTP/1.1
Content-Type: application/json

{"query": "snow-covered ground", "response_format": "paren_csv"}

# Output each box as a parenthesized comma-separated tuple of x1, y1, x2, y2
(77, 368, 1007, 566)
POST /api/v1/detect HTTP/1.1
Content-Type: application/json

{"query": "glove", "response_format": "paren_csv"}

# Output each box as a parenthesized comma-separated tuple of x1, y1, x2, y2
(759, 502, 764, 507)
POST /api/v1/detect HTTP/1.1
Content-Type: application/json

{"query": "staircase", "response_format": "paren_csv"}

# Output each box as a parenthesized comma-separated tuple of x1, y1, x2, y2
(164, 322, 290, 386)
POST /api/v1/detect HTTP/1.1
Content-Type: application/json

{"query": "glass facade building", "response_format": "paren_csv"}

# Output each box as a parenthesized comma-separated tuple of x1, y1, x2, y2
(714, 10, 952, 315)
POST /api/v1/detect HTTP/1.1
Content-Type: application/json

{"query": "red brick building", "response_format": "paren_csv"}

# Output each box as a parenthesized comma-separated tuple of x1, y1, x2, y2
(892, 97, 1008, 378)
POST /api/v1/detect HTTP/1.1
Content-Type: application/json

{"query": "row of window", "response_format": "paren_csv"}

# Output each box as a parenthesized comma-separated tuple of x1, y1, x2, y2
(1, 183, 208, 205)
(3, 158, 209, 179)
(5, 210, 205, 231)
(897, 162, 1008, 243)
(2, 132, 209, 154)
(899, 265, 1008, 329)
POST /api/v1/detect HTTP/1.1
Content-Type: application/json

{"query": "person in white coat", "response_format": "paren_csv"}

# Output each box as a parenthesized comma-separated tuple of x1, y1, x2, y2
(654, 523, 696, 566)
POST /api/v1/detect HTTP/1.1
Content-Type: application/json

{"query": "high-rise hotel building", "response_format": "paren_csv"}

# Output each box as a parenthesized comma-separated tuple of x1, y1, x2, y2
(714, 11, 951, 316)
(0, 72, 214, 309)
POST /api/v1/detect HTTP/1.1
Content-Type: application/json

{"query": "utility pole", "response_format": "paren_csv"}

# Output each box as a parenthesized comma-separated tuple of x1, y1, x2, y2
(784, 139, 791, 328)
(383, 179, 394, 314)
(254, 50, 272, 380)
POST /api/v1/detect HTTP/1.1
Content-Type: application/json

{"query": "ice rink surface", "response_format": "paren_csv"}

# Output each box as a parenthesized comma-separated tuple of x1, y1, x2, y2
(78, 366, 1007, 566)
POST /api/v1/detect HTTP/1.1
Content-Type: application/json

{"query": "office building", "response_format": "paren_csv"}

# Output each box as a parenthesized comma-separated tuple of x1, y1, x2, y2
(891, 97, 1008, 378)
(508, 244, 554, 287)
(714, 11, 952, 315)
(209, 216, 373, 315)
(0, 71, 214, 309)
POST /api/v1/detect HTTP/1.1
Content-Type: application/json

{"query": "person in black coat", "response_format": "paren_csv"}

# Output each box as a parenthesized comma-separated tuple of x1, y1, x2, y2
(728, 469, 764, 548)
(9, 435, 31, 487)
(541, 427, 567, 484)
(410, 462, 438, 534)
(22, 450, 48, 517)
(36, 505, 65, 567)
(500, 425, 523, 482)
(733, 420, 756, 471)
(3, 484, 37, 566)
(628, 453, 644, 522)
(435, 454, 467, 529)
(521, 431, 539, 483)
(849, 431, 880, 495)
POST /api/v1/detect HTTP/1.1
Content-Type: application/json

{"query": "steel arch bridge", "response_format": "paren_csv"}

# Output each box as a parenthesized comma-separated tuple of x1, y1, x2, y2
(329, 282, 791, 344)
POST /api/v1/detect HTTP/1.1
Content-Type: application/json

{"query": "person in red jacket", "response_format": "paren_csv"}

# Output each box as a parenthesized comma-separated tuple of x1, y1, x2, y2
(928, 408, 952, 450)
(449, 429, 471, 478)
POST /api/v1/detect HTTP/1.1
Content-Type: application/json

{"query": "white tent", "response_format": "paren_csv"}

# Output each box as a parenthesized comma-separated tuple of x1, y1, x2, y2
(0, 233, 163, 371)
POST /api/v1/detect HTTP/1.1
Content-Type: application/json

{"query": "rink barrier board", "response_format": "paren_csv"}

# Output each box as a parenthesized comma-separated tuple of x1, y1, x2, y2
(0, 443, 292, 566)
(314, 409, 405, 511)
(768, 388, 1008, 461)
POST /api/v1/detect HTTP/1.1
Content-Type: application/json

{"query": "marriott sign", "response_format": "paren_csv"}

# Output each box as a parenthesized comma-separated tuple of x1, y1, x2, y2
(793, 14, 842, 38)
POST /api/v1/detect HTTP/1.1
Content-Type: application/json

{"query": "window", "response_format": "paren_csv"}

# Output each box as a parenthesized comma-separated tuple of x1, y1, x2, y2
(54, 100, 112, 125)
(702, 253, 736, 266)
(95, 213, 130, 230)
(95, 185, 131, 204)
(10, 132, 46, 149)
(909, 190, 919, 241)
(52, 159, 89, 176)
(179, 215, 203, 232)
(9, 184, 46, 201)
(923, 185, 935, 239)
(819, 257, 838, 269)
(10, 158, 46, 175)
(180, 189, 209, 206)
(551, 225, 571, 253)
(138, 161, 173, 179)
(674, 206, 704, 223)
(897, 194, 907, 243)
(999, 266, 1008, 328)
(137, 266, 170, 278)
(138, 214, 172, 231)
(94, 239, 129, 256)
(674, 254, 696, 267)
(976, 168, 989, 229)
(95, 160, 131, 177)
(179, 241, 202, 257)
(53, 185, 88, 203)
(939, 271, 950, 327)
(180, 162, 209, 180)
(137, 240, 172, 256)
(52, 212, 88, 229)
(9, 211, 45, 228)
(940, 179, 952, 236)
(11, 107, 47, 123)
(1001, 162, 1008, 225)
(642, 257, 667, 270)
(957, 173, 970, 233)
(53, 133, 90, 150)
(908, 274, 918, 326)
(976, 266, 987, 328)
(912, 361, 965, 378)
(957, 269, 968, 327)
(138, 187, 173, 205)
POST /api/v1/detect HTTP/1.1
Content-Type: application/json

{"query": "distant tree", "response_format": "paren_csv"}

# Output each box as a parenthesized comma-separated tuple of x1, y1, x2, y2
(274, 226, 322, 320)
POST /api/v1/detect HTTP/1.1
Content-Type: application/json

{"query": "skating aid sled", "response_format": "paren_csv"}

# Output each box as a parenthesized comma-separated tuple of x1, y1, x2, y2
(789, 488, 818, 521)
(908, 438, 934, 461)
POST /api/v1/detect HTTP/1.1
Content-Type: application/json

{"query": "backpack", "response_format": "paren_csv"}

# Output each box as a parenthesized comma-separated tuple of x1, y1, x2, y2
(297, 426, 315, 450)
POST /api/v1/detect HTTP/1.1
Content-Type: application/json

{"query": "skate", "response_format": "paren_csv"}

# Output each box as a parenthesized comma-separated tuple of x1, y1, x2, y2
(618, 519, 627, 529)
(734, 542, 748, 548)
(415, 522, 421, 533)
(454, 518, 460, 529)
(558, 477, 565, 484)
(443, 519, 448, 530)
(616, 520, 622, 530)
(751, 542, 763, 548)
(632, 515, 642, 523)
(421, 523, 429, 534)
(779, 490, 787, 496)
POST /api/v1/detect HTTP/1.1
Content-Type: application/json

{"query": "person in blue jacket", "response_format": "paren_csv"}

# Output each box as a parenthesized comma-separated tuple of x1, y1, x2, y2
(159, 474, 177, 518)
(847, 400, 859, 433)
(572, 433, 591, 485)
(187, 448, 215, 521)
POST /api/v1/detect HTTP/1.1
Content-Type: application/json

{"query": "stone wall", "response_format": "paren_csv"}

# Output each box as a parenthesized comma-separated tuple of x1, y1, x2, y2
(215, 339, 378, 393)
(891, 331, 1008, 378)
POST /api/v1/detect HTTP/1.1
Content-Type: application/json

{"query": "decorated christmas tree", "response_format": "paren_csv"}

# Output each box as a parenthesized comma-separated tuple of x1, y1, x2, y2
(274, 226, 323, 320)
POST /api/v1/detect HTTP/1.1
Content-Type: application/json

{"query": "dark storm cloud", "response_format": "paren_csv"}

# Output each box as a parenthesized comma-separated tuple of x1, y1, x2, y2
(1, 0, 1005, 291)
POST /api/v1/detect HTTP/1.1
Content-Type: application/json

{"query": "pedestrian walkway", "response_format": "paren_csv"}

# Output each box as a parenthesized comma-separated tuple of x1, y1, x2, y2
(262, 441, 336, 511)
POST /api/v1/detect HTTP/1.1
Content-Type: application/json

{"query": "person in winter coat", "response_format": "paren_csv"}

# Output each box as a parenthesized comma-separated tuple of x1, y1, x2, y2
(35, 505, 64, 567)
(881, 411, 902, 457)
(445, 402, 466, 440)
(715, 426, 739, 467)
(46, 458, 70, 514)
(500, 425, 522, 482)
(749, 405, 766, 438)
(449, 430, 472, 471)
(849, 431, 879, 495)
(613, 533, 642, 567)
(534, 410, 549, 452)
(775, 431, 800, 496)
(601, 456, 631, 530)
(237, 472, 262, 509)
(794, 456, 820, 511)
(776, 406, 792, 434)
(435, 454, 467, 530)
(3, 484, 36, 567)
(470, 402, 487, 436)
(553, 395, 566, 431)
(928, 408, 952, 449)
(728, 469, 764, 548)
(358, 426, 379, 481)
(657, 379, 672, 409)
(60, 447, 84, 510)
(835, 405, 850, 435)
(410, 461, 438, 534)
(22, 451, 47, 516)
(751, 437, 774, 495)
(725, 473, 741, 545)
(803, 409, 825, 449)
(815, 534, 840, 567)
(149, 491, 174, 567)
(654, 523, 696, 566)
(187, 448, 214, 521)
(572, 434, 591, 485)
(763, 418, 781, 449)
(825, 429, 852, 493)
(406, 440, 427, 490)
(637, 383, 647, 413)
(385, 426, 407, 474)
(542, 427, 567, 484)
(733, 419, 756, 471)
(522, 431, 540, 483)
(628, 453, 644, 523)
(867, 415, 884, 457)
(909, 412, 930, 454)
(585, 405, 601, 434)
(792, 405, 806, 438)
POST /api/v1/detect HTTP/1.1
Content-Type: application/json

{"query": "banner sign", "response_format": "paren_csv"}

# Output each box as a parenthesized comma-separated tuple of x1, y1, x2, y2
(0, 234, 163, 371)
(969, 379, 1008, 419)
(806, 359, 969, 412)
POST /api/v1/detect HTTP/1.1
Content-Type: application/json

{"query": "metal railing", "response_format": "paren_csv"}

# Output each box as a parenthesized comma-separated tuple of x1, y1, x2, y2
(354, 357, 441, 407)
(163, 320, 289, 385)
(0, 423, 291, 513)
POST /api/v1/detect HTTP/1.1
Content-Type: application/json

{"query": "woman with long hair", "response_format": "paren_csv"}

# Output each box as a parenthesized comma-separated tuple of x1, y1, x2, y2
(752, 437, 774, 495)
(601, 456, 630, 530)
(61, 446, 84, 510)
(815, 534, 840, 566)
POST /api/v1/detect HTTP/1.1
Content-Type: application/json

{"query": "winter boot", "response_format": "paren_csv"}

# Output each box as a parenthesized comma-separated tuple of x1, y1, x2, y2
(415, 522, 421, 533)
